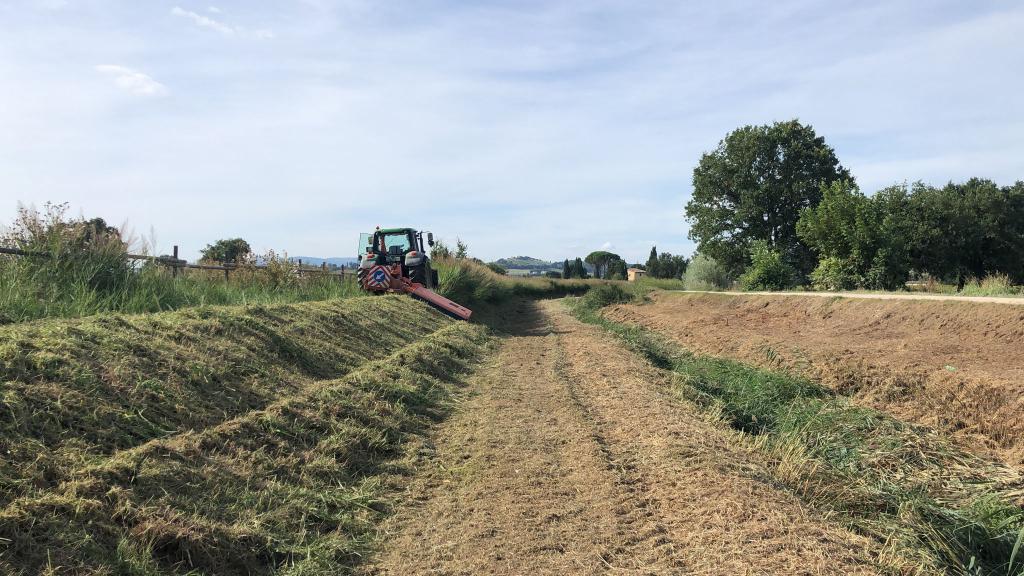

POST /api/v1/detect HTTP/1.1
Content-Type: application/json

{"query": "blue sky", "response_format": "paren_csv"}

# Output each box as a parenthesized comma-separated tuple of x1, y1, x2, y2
(2, 0, 1022, 263)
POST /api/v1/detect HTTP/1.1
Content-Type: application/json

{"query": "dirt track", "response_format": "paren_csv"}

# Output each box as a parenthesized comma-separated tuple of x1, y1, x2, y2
(367, 300, 880, 575)
(606, 292, 1024, 467)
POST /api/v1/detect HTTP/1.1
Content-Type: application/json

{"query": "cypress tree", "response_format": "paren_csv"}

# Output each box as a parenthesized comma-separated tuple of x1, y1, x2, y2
(562, 259, 572, 279)
(573, 257, 588, 279)
(646, 246, 660, 278)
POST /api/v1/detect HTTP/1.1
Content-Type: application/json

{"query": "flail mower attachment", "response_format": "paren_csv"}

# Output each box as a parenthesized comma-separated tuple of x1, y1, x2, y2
(362, 263, 472, 321)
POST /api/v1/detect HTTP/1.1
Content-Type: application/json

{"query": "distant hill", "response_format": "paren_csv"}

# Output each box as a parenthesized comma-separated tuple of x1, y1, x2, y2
(289, 256, 359, 268)
(492, 256, 560, 271)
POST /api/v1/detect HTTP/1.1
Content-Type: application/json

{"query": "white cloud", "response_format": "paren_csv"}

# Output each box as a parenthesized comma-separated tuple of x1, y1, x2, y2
(600, 241, 615, 250)
(171, 6, 274, 39)
(94, 65, 167, 97)
(171, 6, 235, 35)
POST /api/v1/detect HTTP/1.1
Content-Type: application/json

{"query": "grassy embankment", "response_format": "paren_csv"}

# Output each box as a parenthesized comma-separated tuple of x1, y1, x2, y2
(0, 296, 490, 574)
(572, 285, 1024, 575)
(0, 255, 596, 573)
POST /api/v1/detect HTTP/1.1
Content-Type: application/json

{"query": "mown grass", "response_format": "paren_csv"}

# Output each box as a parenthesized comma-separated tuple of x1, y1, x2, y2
(571, 286, 1024, 575)
(0, 296, 490, 574)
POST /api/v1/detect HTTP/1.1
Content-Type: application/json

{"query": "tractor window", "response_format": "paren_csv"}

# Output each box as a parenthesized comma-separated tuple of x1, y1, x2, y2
(357, 233, 372, 255)
(383, 233, 413, 253)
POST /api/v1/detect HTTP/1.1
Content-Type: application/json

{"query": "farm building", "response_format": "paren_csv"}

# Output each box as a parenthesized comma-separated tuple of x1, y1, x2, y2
(627, 268, 646, 282)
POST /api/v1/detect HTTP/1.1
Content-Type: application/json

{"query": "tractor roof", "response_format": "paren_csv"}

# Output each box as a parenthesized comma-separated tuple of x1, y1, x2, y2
(378, 227, 415, 234)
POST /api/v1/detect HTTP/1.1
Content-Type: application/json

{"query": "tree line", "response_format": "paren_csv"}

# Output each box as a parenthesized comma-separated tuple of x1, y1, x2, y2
(684, 120, 1024, 291)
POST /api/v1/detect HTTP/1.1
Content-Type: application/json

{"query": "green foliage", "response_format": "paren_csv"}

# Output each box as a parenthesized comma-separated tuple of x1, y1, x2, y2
(641, 247, 687, 280)
(562, 259, 571, 279)
(908, 179, 1024, 287)
(430, 240, 452, 260)
(798, 179, 1024, 291)
(584, 250, 618, 279)
(485, 262, 507, 275)
(797, 181, 913, 290)
(576, 283, 635, 312)
(607, 257, 627, 281)
(656, 252, 688, 279)
(686, 119, 851, 278)
(738, 241, 795, 290)
(682, 253, 732, 290)
(646, 246, 660, 278)
(454, 237, 469, 259)
(573, 257, 589, 279)
(808, 256, 859, 291)
(492, 256, 559, 271)
(200, 237, 251, 264)
(958, 274, 1024, 297)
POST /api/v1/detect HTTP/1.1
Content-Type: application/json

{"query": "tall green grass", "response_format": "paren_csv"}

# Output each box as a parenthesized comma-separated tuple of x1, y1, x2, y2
(0, 205, 359, 323)
(571, 289, 1024, 575)
(433, 257, 593, 305)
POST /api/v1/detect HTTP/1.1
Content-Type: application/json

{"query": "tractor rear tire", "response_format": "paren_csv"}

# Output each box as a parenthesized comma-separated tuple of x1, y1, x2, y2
(410, 263, 430, 287)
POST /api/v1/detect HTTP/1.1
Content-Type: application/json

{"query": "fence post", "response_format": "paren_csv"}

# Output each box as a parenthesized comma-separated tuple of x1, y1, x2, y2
(172, 245, 179, 278)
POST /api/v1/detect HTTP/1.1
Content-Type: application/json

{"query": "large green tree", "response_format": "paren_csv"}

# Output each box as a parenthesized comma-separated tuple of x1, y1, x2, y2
(200, 238, 251, 264)
(584, 251, 618, 279)
(686, 120, 851, 278)
(909, 178, 1024, 287)
(656, 252, 688, 280)
(797, 181, 914, 290)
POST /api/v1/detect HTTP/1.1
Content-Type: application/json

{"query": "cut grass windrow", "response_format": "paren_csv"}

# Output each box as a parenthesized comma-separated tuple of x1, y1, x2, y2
(0, 310, 490, 575)
(571, 287, 1024, 575)
(0, 296, 451, 509)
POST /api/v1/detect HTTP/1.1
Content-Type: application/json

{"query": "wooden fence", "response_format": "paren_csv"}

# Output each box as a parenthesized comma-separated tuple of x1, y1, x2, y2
(0, 245, 355, 281)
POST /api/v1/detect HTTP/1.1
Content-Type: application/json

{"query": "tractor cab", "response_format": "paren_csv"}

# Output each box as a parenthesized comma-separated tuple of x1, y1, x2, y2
(358, 227, 425, 265)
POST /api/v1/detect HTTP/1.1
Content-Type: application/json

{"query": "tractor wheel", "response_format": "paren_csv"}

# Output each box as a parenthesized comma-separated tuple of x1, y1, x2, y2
(410, 263, 429, 287)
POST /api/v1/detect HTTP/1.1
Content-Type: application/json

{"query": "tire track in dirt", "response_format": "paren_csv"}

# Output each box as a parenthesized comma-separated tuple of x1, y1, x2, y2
(367, 300, 882, 575)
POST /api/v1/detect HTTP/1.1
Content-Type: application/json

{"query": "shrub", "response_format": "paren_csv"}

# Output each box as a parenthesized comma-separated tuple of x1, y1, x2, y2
(683, 253, 732, 291)
(739, 241, 795, 291)
(809, 257, 859, 291)
(959, 273, 1023, 297)
(578, 283, 633, 311)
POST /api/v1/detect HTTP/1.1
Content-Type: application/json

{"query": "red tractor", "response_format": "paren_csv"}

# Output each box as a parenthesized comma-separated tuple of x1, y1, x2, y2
(356, 227, 472, 321)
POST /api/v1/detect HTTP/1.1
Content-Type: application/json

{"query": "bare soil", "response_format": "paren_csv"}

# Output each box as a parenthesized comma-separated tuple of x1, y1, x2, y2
(605, 292, 1024, 467)
(367, 300, 881, 575)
